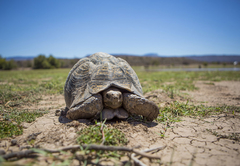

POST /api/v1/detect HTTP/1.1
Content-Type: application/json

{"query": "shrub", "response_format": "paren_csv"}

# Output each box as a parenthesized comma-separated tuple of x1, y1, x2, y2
(33, 54, 60, 69)
(0, 55, 6, 69)
(151, 60, 160, 66)
(0, 55, 17, 70)
(182, 61, 189, 65)
(203, 62, 208, 67)
(48, 55, 60, 68)
(3, 60, 17, 70)
(33, 54, 47, 69)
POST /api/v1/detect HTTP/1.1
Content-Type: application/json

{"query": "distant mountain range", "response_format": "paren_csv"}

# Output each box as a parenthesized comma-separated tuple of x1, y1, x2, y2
(4, 54, 240, 63)
(5, 56, 35, 61)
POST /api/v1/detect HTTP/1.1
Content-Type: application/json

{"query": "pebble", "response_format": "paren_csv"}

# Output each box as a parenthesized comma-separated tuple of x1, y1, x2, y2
(68, 133, 77, 139)
(11, 139, 17, 146)
(0, 149, 6, 155)
(55, 109, 61, 116)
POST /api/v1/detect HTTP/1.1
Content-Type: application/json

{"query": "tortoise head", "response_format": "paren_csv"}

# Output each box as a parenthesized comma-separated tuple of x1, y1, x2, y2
(102, 87, 123, 109)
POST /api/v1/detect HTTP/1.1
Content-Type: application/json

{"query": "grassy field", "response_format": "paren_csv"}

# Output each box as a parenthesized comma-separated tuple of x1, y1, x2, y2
(1, 68, 239, 95)
(1, 68, 240, 137)
(136, 68, 240, 93)
(0, 68, 240, 164)
(0, 69, 68, 138)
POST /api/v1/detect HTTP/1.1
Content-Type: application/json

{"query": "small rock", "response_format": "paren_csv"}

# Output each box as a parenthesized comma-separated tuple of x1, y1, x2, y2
(55, 109, 61, 116)
(69, 127, 75, 132)
(0, 149, 6, 155)
(22, 122, 30, 129)
(11, 139, 17, 146)
(68, 133, 77, 139)
(26, 132, 42, 142)
(20, 145, 32, 150)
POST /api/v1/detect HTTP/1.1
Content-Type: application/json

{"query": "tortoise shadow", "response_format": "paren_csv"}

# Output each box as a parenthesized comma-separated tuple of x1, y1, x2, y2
(57, 108, 158, 127)
(58, 115, 91, 124)
(128, 120, 158, 128)
(59, 115, 157, 128)
(104, 116, 158, 128)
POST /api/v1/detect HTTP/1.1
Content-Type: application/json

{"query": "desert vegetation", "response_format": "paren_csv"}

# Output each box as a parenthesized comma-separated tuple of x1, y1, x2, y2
(0, 68, 240, 165)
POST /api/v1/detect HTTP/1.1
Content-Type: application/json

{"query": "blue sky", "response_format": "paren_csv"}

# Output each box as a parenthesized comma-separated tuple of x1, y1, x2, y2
(0, 0, 240, 58)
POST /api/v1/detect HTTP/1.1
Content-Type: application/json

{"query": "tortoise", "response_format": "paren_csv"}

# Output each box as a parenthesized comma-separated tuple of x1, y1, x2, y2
(64, 52, 159, 121)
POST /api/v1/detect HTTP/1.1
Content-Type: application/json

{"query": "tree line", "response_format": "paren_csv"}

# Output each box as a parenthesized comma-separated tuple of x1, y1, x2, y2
(0, 54, 236, 70)
(0, 55, 18, 70)
(33, 54, 60, 69)
(0, 54, 79, 70)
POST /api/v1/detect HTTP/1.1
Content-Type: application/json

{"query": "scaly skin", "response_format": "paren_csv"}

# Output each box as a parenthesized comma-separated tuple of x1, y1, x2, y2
(102, 87, 123, 109)
(123, 93, 159, 121)
(66, 94, 103, 120)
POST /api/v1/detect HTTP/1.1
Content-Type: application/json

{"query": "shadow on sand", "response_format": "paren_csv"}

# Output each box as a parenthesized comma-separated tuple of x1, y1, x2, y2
(57, 108, 158, 128)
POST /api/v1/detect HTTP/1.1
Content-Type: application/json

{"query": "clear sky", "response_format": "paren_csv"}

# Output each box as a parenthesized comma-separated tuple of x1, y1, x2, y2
(1, 0, 240, 58)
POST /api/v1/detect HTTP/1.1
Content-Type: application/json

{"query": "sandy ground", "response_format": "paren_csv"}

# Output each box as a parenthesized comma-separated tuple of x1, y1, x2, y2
(186, 81, 240, 107)
(1, 81, 240, 165)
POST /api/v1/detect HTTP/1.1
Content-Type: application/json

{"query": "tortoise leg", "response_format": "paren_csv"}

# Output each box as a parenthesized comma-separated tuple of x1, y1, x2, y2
(122, 93, 159, 121)
(102, 108, 129, 120)
(66, 94, 103, 120)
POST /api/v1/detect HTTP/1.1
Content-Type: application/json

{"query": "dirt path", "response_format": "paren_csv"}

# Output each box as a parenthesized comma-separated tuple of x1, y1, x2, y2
(1, 81, 240, 165)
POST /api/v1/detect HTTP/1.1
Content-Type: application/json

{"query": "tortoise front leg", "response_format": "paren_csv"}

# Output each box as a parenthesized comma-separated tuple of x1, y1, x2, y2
(122, 93, 159, 121)
(66, 94, 103, 120)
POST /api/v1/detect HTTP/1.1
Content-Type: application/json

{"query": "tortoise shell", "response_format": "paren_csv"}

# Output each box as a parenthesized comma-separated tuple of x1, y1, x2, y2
(64, 52, 143, 109)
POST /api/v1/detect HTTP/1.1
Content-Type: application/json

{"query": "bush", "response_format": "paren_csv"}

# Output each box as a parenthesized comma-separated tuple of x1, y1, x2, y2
(0, 55, 6, 69)
(48, 55, 60, 68)
(33, 55, 46, 69)
(182, 61, 189, 65)
(3, 60, 16, 70)
(0, 55, 17, 70)
(203, 62, 208, 67)
(33, 54, 60, 69)
(151, 60, 160, 66)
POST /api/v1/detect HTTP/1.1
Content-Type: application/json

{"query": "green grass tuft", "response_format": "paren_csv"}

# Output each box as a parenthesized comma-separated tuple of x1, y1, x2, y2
(157, 101, 240, 123)
(77, 123, 128, 146)
(0, 121, 23, 139)
(0, 107, 48, 139)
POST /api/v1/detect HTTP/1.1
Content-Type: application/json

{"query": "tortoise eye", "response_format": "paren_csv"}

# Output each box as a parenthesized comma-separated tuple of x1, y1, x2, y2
(106, 94, 110, 99)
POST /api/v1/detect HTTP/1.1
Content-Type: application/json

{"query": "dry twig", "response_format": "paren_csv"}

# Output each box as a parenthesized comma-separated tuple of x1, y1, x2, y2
(100, 119, 107, 145)
(1, 144, 165, 160)
(131, 145, 167, 166)
(2, 149, 36, 160)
